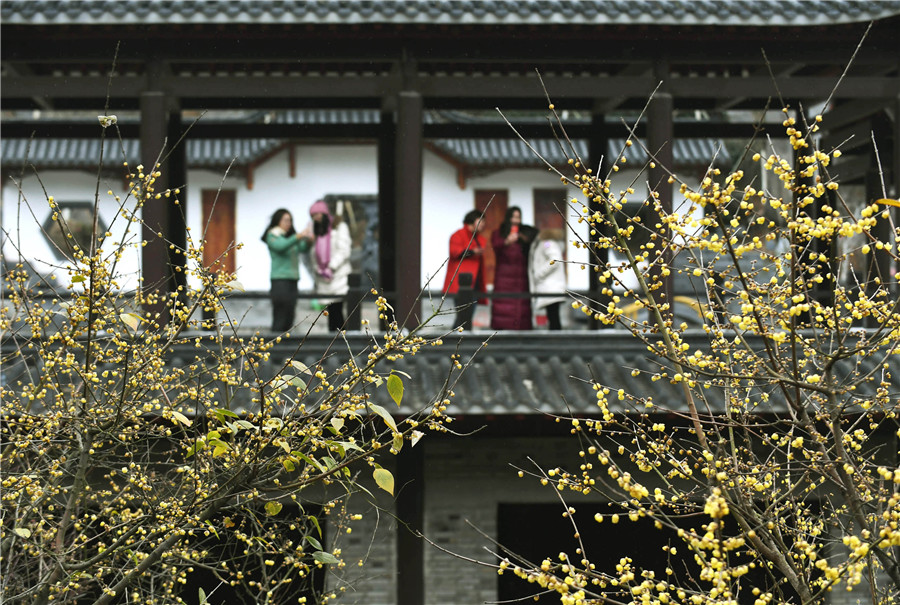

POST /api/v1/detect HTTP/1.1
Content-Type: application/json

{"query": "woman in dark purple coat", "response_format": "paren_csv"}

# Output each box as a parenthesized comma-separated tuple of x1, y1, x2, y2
(491, 206, 535, 330)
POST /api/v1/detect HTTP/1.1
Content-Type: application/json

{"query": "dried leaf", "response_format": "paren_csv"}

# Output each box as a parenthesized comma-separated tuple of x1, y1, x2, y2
(120, 312, 142, 332)
(368, 403, 397, 433)
(171, 411, 192, 427)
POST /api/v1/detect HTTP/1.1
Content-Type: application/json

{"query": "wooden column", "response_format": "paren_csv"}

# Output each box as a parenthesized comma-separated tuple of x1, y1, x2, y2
(648, 61, 674, 302)
(587, 108, 609, 329)
(378, 105, 397, 328)
(893, 95, 900, 296)
(167, 109, 187, 295)
(866, 163, 892, 298)
(140, 90, 171, 324)
(395, 444, 425, 605)
(394, 91, 423, 328)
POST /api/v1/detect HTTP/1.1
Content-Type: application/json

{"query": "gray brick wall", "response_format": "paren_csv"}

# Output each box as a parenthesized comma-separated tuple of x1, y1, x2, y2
(329, 434, 865, 605)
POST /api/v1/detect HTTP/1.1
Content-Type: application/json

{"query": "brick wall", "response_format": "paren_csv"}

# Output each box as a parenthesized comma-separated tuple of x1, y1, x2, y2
(330, 433, 865, 605)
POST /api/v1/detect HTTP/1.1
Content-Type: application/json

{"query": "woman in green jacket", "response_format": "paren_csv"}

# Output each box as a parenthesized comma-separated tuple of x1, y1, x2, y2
(261, 208, 310, 332)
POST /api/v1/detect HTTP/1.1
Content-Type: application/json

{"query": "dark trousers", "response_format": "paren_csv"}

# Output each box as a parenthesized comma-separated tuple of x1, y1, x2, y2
(270, 279, 298, 332)
(545, 302, 562, 330)
(454, 301, 476, 330)
(326, 301, 345, 331)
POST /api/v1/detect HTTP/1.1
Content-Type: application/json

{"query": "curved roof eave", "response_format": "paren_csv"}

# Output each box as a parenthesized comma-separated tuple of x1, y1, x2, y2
(3, 1, 899, 28)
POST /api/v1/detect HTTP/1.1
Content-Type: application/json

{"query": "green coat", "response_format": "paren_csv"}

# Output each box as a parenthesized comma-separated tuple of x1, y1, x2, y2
(266, 228, 309, 280)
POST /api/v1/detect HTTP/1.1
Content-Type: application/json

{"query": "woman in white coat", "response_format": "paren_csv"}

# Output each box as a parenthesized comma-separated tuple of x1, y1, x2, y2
(304, 200, 352, 331)
(529, 228, 568, 330)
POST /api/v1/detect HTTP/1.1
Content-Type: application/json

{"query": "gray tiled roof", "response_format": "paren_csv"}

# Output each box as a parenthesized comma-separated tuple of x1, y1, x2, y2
(2, 109, 727, 170)
(5, 331, 896, 417)
(3, 0, 899, 27)
(0, 137, 283, 170)
(433, 137, 727, 168)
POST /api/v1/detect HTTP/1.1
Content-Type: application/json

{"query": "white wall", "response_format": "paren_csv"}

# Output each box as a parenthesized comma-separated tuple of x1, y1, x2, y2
(1, 170, 143, 290)
(3, 145, 669, 296)
(185, 144, 379, 291)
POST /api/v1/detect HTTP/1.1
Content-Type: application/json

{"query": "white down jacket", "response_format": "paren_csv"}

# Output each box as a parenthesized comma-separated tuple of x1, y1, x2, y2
(303, 221, 352, 305)
(529, 238, 568, 311)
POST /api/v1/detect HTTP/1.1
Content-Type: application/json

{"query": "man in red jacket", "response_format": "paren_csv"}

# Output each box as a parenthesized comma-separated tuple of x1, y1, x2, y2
(443, 210, 486, 330)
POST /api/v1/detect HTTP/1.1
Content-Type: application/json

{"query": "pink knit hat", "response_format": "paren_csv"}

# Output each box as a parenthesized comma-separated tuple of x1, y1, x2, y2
(309, 200, 330, 216)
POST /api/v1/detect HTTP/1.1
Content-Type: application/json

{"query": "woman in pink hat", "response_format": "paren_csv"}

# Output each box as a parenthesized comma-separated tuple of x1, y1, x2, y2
(303, 200, 352, 331)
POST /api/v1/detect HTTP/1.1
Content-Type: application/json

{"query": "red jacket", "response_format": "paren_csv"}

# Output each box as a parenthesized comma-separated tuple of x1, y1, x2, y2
(443, 226, 486, 295)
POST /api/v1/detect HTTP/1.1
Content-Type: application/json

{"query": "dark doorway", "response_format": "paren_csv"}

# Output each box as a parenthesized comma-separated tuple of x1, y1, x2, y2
(497, 502, 793, 604)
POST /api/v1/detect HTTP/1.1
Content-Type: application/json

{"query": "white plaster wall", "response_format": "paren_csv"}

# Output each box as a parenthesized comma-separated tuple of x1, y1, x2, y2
(185, 144, 380, 292)
(421, 151, 593, 293)
(1, 170, 143, 290)
(3, 147, 683, 297)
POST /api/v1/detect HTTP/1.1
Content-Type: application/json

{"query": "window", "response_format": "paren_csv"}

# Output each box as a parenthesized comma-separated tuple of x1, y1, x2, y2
(41, 202, 107, 260)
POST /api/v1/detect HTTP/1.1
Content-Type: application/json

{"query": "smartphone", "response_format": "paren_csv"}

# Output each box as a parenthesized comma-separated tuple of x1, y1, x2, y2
(511, 225, 519, 236)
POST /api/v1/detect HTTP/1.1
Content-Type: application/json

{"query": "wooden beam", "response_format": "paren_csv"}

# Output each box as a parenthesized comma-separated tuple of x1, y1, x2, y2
(0, 120, 794, 141)
(3, 74, 899, 103)
(823, 99, 892, 131)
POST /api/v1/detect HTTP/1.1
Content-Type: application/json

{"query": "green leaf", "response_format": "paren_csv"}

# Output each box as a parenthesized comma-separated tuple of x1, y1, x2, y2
(265, 501, 283, 516)
(330, 417, 344, 432)
(264, 418, 284, 431)
(204, 520, 219, 540)
(234, 420, 255, 430)
(290, 376, 307, 391)
(294, 452, 326, 473)
(335, 440, 363, 452)
(393, 434, 404, 453)
(185, 439, 204, 457)
(313, 551, 340, 565)
(71, 274, 86, 283)
(208, 438, 229, 450)
(304, 535, 323, 550)
(216, 408, 239, 418)
(410, 430, 425, 446)
(368, 403, 398, 433)
(282, 458, 295, 472)
(198, 587, 208, 605)
(387, 374, 404, 406)
(171, 411, 192, 427)
(309, 516, 323, 538)
(373, 468, 394, 496)
(13, 528, 31, 539)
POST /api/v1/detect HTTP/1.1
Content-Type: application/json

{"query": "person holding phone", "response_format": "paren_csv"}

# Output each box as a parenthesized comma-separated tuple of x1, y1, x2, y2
(262, 208, 311, 333)
(443, 210, 487, 330)
(490, 206, 535, 330)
